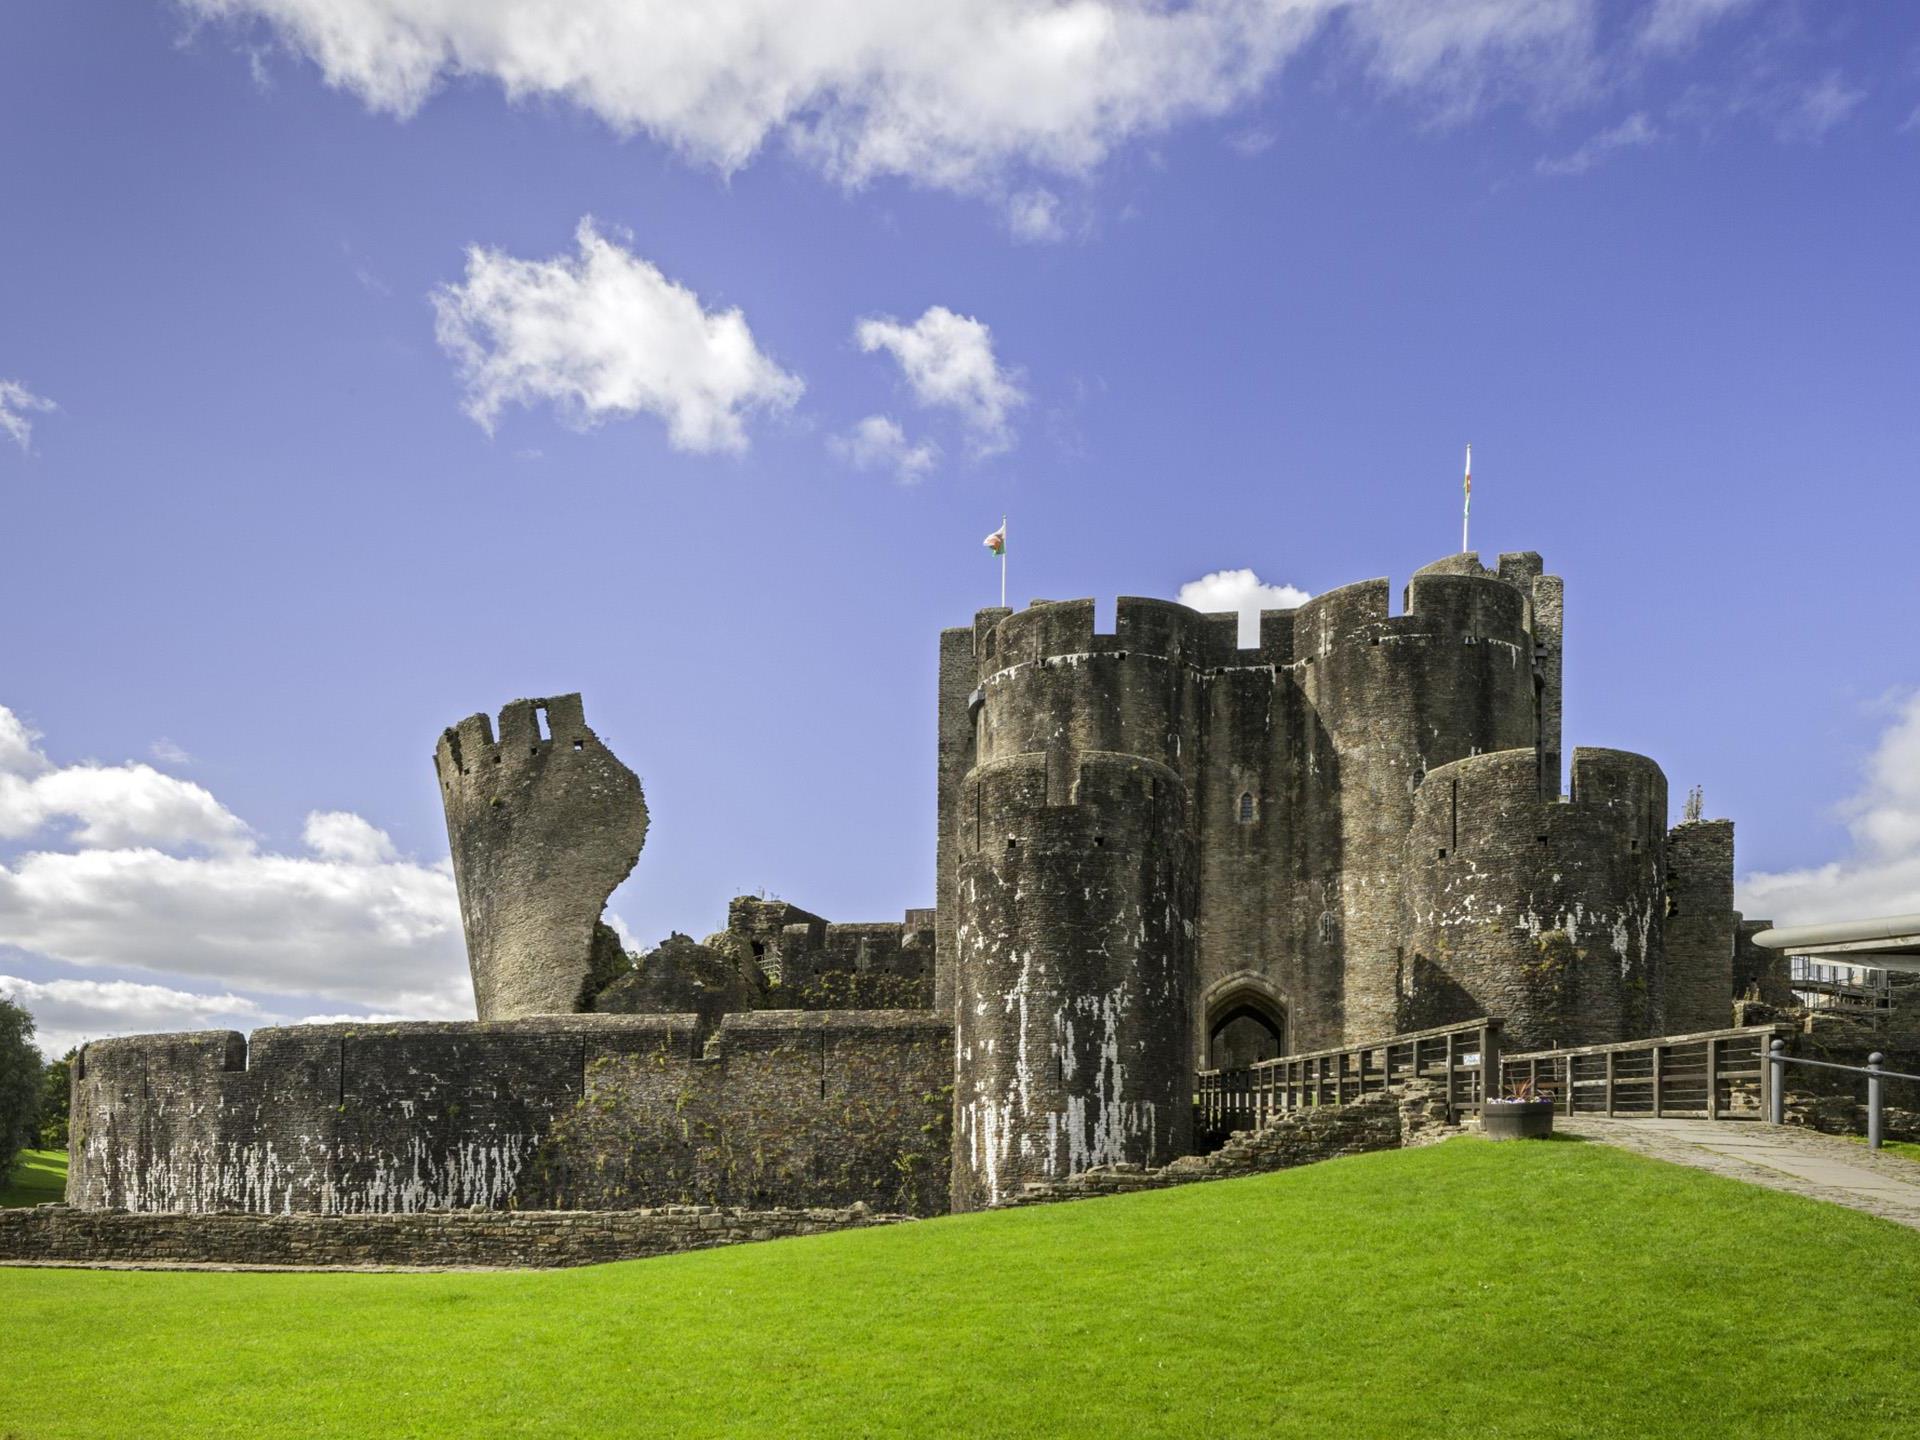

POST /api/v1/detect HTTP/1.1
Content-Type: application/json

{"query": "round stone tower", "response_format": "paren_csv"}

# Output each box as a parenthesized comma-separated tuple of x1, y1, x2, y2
(951, 598, 1206, 1210)
(1291, 562, 1545, 1043)
(1402, 746, 1668, 1051)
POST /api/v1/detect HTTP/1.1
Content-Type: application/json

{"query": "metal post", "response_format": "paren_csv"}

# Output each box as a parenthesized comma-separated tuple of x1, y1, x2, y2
(1706, 1037, 1720, 1121)
(1768, 1039, 1785, 1126)
(1652, 1045, 1664, 1119)
(1868, 1052, 1884, 1151)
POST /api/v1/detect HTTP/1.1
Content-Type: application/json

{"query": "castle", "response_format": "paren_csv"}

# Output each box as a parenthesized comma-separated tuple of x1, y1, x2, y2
(65, 549, 1744, 1218)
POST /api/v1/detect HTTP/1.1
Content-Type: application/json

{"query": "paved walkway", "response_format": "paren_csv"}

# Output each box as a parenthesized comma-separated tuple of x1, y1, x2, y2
(1560, 1116, 1920, 1230)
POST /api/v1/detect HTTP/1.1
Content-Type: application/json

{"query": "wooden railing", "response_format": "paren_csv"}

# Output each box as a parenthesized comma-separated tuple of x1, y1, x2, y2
(1500, 1024, 1791, 1120)
(1196, 1017, 1503, 1134)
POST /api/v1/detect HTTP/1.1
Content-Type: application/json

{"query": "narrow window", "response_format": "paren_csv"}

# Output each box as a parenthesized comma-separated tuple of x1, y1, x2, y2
(1238, 791, 1255, 824)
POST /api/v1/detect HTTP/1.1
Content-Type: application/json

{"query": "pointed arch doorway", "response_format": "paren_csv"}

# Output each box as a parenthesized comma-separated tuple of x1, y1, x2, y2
(1202, 975, 1289, 1070)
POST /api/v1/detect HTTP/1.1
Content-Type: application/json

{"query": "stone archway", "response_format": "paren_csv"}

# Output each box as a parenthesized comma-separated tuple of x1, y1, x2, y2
(1200, 973, 1290, 1070)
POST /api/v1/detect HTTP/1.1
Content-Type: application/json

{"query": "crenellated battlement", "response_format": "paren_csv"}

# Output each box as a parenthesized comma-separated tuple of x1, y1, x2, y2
(1415, 747, 1667, 848)
(975, 596, 1246, 675)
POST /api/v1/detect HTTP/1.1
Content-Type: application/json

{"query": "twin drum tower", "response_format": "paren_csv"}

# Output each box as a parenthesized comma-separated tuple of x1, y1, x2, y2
(939, 551, 1733, 1207)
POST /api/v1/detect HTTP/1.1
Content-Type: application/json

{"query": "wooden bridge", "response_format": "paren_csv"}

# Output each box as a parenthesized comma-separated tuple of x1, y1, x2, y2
(1196, 1018, 1794, 1133)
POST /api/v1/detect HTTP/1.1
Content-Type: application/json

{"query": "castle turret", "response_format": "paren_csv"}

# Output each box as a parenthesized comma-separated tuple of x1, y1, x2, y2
(1290, 558, 1546, 1043)
(1402, 747, 1668, 1050)
(949, 598, 1206, 1209)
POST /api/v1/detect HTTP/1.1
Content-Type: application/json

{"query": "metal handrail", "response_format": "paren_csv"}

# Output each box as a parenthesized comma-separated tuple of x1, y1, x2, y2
(1767, 1040, 1911, 1150)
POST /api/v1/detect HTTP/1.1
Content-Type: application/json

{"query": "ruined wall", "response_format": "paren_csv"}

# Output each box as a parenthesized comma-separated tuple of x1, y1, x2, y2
(1664, 820, 1736, 1033)
(715, 898, 935, 1008)
(68, 1012, 952, 1218)
(952, 748, 1195, 1211)
(1402, 747, 1668, 1051)
(1733, 914, 1794, 1003)
(525, 1011, 951, 1215)
(435, 694, 648, 1020)
(0, 1203, 903, 1271)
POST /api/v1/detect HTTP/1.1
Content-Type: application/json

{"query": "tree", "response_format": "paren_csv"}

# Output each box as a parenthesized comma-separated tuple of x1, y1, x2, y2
(0, 995, 43, 1181)
(38, 1048, 76, 1150)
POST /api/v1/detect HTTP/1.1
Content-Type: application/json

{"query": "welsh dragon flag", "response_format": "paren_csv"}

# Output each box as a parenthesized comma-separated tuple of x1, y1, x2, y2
(983, 521, 1006, 556)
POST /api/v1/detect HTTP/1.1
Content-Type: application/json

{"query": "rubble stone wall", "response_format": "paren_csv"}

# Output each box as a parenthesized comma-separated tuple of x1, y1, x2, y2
(69, 1011, 952, 1218)
(0, 1203, 902, 1271)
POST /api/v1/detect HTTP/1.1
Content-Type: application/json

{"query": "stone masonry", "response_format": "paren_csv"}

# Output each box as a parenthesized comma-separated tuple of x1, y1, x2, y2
(61, 546, 1750, 1238)
(436, 693, 648, 1020)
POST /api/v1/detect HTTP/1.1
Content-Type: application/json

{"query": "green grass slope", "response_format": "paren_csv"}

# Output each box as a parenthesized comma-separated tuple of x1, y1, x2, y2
(3, 1139, 1918, 1440)
(0, 1149, 66, 1209)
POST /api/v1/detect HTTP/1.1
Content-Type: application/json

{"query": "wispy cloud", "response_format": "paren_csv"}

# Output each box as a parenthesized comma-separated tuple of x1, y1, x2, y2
(1777, 70, 1865, 142)
(1537, 111, 1659, 177)
(0, 380, 56, 453)
(830, 416, 939, 484)
(1635, 0, 1758, 56)
(1007, 188, 1067, 243)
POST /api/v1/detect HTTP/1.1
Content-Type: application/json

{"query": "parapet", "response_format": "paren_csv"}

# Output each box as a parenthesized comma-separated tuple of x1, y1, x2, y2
(976, 596, 1245, 674)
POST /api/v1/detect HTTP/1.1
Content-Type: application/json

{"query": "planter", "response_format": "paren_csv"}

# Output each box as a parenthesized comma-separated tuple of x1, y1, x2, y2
(1482, 1099, 1555, 1141)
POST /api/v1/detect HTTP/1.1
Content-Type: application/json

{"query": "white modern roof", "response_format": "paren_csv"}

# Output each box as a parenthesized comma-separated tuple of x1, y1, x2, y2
(1751, 913, 1920, 973)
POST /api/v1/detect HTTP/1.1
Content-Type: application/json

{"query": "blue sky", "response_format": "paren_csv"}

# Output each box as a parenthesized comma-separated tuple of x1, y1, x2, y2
(3, 1, 1917, 1053)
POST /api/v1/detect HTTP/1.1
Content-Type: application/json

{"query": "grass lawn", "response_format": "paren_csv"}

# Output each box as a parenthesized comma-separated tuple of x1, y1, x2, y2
(3, 1138, 1918, 1439)
(0, 1149, 66, 1209)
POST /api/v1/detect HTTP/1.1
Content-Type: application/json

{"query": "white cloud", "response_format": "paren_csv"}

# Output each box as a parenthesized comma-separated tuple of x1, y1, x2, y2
(0, 846, 464, 1012)
(1739, 692, 1920, 924)
(302, 810, 399, 865)
(432, 218, 802, 453)
(180, 1, 1626, 200)
(0, 380, 56, 453)
(1635, 0, 1755, 55)
(1007, 188, 1067, 243)
(855, 306, 1026, 456)
(1177, 567, 1311, 646)
(0, 709, 252, 855)
(0, 975, 269, 1059)
(0, 709, 47, 778)
(0, 704, 470, 1035)
(830, 415, 939, 484)
(1537, 111, 1658, 176)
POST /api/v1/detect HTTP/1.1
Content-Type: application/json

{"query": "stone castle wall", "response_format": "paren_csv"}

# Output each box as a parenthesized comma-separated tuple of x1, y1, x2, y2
(70, 1011, 952, 1218)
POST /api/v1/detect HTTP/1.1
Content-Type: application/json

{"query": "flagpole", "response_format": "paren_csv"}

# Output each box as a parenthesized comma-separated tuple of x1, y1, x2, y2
(999, 515, 1007, 609)
(1461, 444, 1472, 554)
